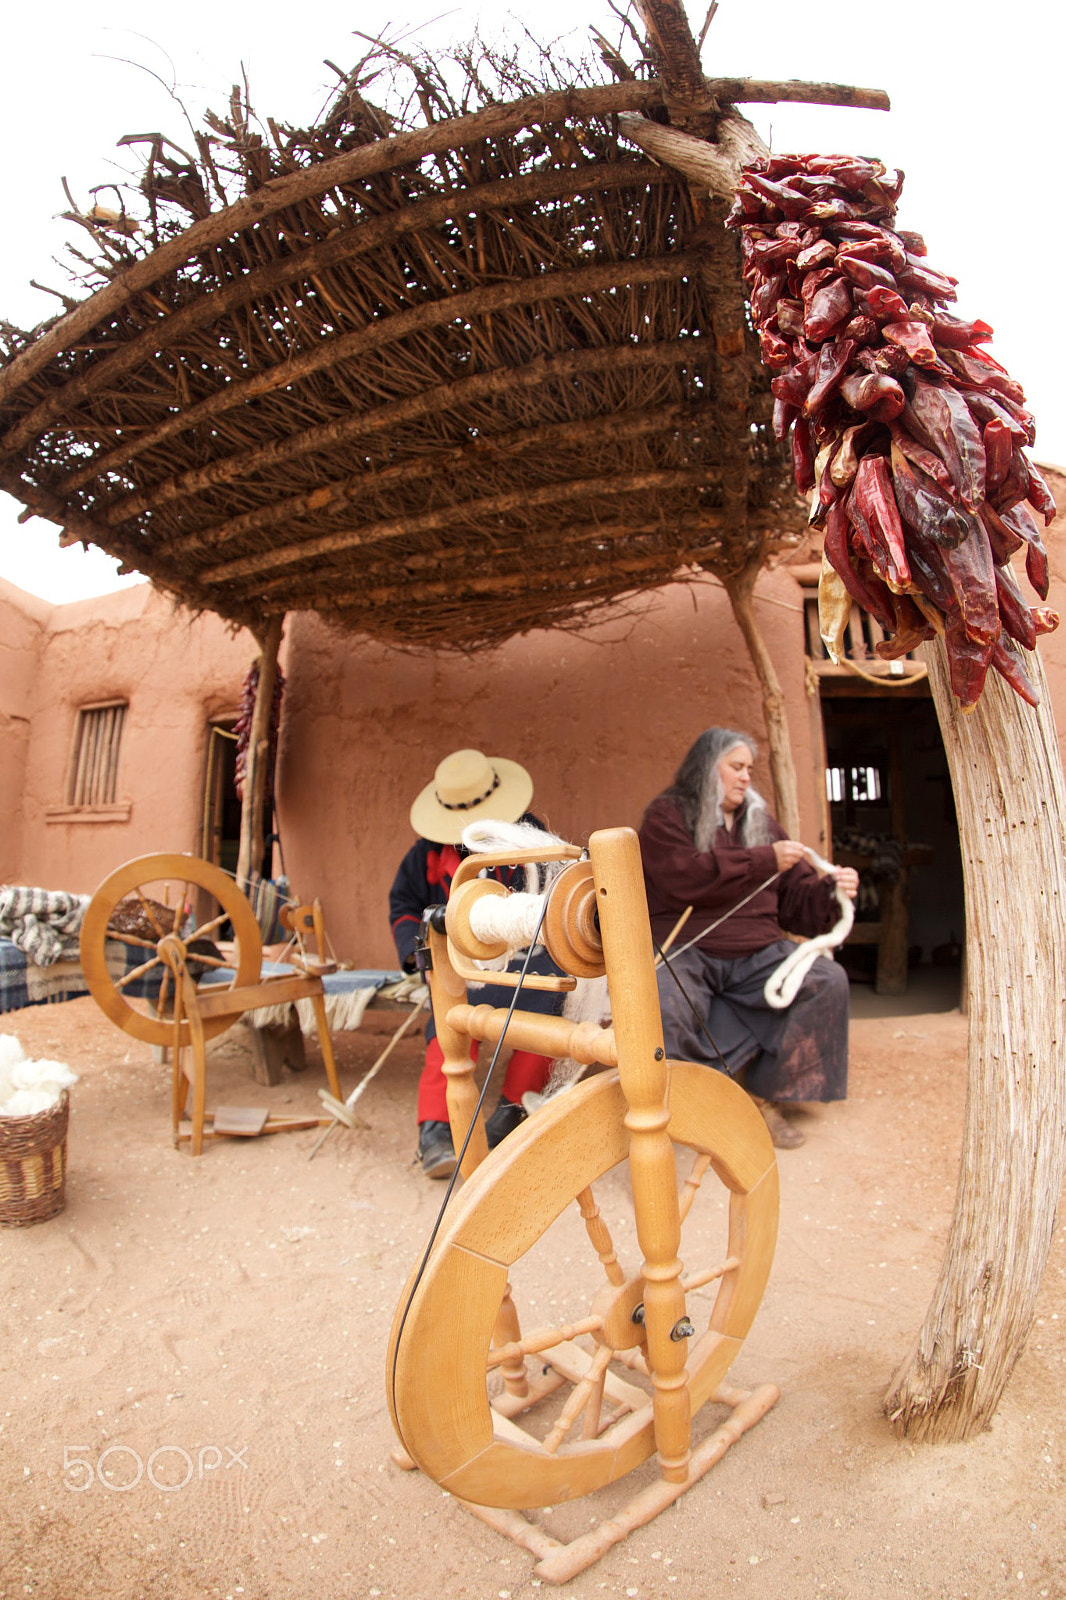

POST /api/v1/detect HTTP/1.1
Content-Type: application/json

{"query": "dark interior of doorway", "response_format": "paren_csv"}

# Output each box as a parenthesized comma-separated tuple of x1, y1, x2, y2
(822, 693, 964, 1002)
(202, 722, 275, 881)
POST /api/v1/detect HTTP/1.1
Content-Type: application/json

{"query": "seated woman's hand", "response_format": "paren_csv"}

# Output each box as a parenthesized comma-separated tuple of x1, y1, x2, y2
(772, 838, 807, 873)
(831, 865, 860, 898)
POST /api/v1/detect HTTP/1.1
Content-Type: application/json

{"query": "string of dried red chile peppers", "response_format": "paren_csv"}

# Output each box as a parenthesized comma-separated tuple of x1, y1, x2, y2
(726, 154, 1058, 709)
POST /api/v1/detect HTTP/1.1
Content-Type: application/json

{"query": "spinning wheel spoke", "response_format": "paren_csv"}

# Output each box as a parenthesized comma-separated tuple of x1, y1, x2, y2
(679, 1152, 712, 1222)
(105, 930, 162, 953)
(487, 1316, 604, 1371)
(186, 910, 229, 945)
(114, 954, 163, 991)
(132, 891, 170, 940)
(542, 1344, 612, 1453)
(576, 1184, 626, 1288)
(580, 1351, 610, 1440)
(183, 951, 235, 972)
(681, 1257, 741, 1295)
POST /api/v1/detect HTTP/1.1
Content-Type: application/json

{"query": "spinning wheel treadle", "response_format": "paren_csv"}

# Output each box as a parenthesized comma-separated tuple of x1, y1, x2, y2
(386, 825, 781, 1582)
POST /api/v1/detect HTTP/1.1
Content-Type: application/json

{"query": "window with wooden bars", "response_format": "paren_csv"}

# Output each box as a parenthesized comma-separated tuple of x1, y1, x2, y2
(67, 702, 127, 807)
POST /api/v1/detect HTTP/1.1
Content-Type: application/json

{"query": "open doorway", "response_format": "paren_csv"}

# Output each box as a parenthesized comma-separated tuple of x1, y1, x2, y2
(821, 691, 964, 1002)
(201, 721, 242, 876)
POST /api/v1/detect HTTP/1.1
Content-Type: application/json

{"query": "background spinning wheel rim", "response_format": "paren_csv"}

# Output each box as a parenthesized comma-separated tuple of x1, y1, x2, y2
(387, 1061, 778, 1509)
(79, 852, 262, 1047)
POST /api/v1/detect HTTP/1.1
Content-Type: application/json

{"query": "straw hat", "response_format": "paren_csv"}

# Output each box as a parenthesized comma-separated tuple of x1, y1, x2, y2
(409, 748, 533, 845)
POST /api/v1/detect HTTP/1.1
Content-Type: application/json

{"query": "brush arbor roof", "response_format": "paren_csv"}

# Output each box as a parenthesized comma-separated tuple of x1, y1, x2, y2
(0, 39, 884, 649)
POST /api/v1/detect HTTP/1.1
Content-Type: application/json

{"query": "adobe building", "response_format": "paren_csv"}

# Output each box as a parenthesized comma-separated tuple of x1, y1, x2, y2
(4, 459, 1063, 985)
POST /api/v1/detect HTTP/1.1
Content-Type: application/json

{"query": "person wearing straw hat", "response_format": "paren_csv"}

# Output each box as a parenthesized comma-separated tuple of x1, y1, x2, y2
(390, 748, 562, 1179)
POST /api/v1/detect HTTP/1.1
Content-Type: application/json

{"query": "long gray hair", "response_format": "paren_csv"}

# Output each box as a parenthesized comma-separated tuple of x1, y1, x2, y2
(666, 727, 772, 851)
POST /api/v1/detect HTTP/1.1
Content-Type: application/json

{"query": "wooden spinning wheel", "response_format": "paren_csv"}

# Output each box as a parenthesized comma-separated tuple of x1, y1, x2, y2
(79, 853, 341, 1153)
(387, 827, 780, 1583)
(79, 853, 262, 1047)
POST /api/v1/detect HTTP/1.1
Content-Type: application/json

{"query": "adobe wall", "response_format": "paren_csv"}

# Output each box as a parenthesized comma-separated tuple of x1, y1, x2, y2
(276, 568, 822, 967)
(10, 584, 255, 895)
(0, 579, 52, 882)
(5, 466, 1064, 973)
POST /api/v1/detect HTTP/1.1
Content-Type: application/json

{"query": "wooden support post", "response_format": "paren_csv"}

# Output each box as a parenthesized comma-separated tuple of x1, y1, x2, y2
(722, 563, 802, 840)
(236, 613, 284, 890)
(885, 636, 1066, 1438)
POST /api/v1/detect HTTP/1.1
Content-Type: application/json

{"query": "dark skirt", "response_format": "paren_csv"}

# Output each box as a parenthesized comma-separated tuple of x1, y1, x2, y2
(655, 939, 849, 1103)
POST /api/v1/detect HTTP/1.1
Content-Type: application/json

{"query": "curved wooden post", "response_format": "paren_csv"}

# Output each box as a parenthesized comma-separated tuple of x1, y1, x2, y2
(884, 635, 1066, 1439)
(722, 561, 802, 840)
(236, 612, 284, 889)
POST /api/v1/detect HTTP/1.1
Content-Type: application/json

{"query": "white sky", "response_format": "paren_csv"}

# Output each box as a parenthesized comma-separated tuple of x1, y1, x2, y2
(1, 0, 1061, 604)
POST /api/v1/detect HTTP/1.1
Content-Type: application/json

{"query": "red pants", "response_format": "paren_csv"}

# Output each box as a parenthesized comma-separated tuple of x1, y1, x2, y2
(417, 1037, 552, 1124)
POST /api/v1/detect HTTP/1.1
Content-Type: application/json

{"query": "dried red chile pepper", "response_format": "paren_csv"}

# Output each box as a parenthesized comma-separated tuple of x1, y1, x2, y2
(727, 153, 1058, 708)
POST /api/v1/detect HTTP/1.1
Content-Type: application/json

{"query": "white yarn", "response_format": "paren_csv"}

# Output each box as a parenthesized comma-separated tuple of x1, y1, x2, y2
(763, 849, 855, 1010)
(467, 891, 548, 950)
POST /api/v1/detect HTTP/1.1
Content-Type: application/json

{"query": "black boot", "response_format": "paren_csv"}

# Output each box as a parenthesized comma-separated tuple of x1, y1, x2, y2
(484, 1095, 527, 1150)
(417, 1119, 456, 1179)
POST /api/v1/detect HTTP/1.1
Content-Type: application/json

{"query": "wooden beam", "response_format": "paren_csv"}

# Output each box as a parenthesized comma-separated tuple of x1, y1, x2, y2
(179, 397, 716, 555)
(0, 80, 668, 409)
(710, 77, 889, 111)
(57, 251, 699, 498)
(305, 546, 710, 610)
(634, 0, 713, 120)
(235, 614, 284, 892)
(102, 339, 707, 526)
(722, 561, 801, 839)
(617, 110, 766, 197)
(3, 160, 673, 459)
(202, 466, 724, 586)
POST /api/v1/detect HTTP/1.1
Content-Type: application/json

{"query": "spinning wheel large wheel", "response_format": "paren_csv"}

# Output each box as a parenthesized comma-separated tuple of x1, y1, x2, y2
(388, 1059, 778, 1509)
(79, 852, 262, 1048)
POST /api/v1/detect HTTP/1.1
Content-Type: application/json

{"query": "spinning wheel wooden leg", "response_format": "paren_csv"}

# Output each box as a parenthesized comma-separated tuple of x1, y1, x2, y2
(308, 991, 342, 1102)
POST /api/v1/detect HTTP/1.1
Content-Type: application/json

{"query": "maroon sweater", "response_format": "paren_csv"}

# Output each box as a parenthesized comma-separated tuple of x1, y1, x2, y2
(638, 795, 838, 958)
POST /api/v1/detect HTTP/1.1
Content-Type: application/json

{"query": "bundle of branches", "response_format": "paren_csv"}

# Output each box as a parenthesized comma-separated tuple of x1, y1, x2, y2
(726, 154, 1058, 708)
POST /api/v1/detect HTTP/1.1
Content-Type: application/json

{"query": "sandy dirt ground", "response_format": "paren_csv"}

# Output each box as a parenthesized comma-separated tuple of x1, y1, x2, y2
(2, 985, 1065, 1600)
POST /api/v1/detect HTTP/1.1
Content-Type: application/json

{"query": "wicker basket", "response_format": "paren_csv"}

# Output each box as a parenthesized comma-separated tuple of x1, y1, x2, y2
(0, 1091, 69, 1226)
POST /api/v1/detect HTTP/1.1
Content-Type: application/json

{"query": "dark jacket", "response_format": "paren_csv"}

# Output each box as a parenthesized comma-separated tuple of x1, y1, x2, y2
(388, 813, 545, 971)
(639, 795, 837, 958)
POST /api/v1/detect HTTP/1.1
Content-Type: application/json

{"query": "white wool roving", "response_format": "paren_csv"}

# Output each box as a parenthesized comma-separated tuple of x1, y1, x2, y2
(0, 1033, 27, 1072)
(0, 1048, 78, 1117)
(461, 818, 576, 898)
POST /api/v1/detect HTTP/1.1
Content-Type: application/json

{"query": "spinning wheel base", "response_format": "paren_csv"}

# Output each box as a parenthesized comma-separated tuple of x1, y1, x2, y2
(392, 1379, 779, 1585)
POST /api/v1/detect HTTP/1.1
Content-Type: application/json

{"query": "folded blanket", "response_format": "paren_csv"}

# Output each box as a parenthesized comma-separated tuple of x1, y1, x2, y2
(0, 886, 91, 967)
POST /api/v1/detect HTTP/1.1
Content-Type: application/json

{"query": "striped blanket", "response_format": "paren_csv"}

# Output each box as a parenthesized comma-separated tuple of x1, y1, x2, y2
(0, 885, 91, 967)
(0, 936, 163, 1013)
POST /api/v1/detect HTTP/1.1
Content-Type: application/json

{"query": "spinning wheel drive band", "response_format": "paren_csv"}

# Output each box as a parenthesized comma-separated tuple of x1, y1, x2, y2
(79, 852, 262, 1048)
(387, 1060, 778, 1510)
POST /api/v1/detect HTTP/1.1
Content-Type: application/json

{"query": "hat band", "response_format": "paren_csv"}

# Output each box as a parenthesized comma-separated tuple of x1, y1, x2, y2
(436, 770, 501, 812)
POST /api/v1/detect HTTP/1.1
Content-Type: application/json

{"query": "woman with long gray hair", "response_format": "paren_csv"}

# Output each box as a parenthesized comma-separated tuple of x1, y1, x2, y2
(638, 728, 858, 1148)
